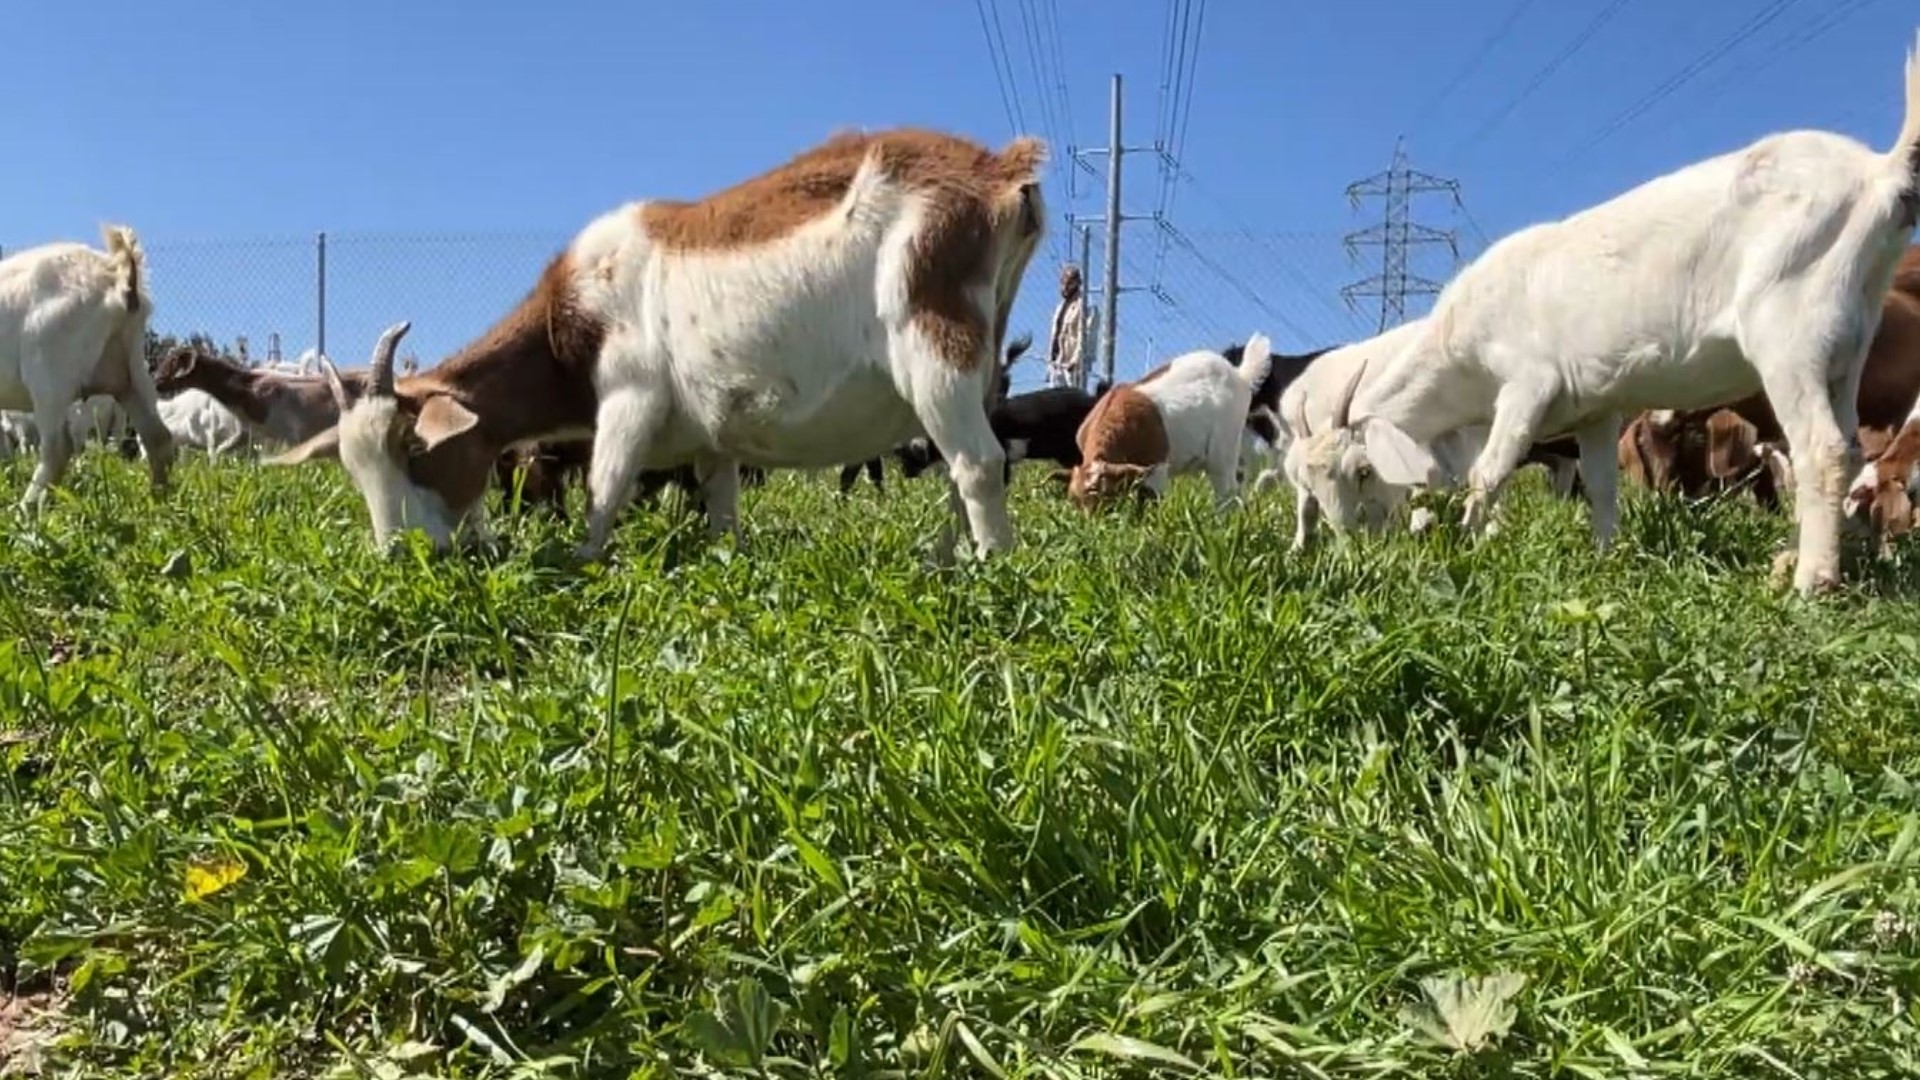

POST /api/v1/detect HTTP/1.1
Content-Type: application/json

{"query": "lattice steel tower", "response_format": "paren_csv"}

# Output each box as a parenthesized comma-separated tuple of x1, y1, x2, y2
(1341, 137, 1461, 332)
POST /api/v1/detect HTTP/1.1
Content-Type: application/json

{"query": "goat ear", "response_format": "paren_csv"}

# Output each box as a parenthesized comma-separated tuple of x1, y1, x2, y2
(266, 426, 340, 465)
(412, 394, 479, 452)
(1356, 417, 1439, 486)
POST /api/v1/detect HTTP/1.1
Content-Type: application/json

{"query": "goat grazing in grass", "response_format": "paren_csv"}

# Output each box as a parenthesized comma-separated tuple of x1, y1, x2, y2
(1282, 319, 1615, 550)
(1282, 35, 1920, 594)
(1065, 334, 1273, 509)
(272, 128, 1047, 562)
(0, 225, 174, 509)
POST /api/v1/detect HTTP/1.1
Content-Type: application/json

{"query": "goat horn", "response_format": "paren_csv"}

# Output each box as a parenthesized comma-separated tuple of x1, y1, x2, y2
(369, 321, 411, 398)
(1334, 358, 1369, 430)
(318, 358, 352, 413)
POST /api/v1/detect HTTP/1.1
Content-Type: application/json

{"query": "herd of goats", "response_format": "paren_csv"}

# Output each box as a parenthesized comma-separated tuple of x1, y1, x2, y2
(2, 34, 1919, 598)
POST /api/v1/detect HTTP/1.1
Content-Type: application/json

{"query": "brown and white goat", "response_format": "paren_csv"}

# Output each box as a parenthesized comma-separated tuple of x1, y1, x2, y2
(1617, 407, 1792, 507)
(1063, 384, 1171, 509)
(0, 225, 174, 509)
(272, 128, 1047, 561)
(1063, 334, 1273, 509)
(153, 345, 347, 446)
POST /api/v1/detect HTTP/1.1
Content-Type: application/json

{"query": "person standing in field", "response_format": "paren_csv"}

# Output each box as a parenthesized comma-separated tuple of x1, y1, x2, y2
(1047, 264, 1088, 390)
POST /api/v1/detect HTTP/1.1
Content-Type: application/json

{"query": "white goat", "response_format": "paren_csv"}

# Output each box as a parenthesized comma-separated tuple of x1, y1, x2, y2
(272, 127, 1047, 563)
(0, 225, 175, 509)
(0, 411, 34, 459)
(1286, 35, 1920, 594)
(156, 389, 248, 458)
(1280, 318, 1437, 549)
(65, 394, 128, 449)
(1135, 338, 1274, 504)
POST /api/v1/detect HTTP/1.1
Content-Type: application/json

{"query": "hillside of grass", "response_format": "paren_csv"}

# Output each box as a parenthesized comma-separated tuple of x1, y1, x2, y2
(4, 453, 1920, 1078)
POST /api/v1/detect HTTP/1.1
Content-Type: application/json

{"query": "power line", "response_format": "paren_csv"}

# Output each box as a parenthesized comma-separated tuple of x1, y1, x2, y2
(972, 0, 1023, 136)
(1012, 0, 1064, 152)
(983, 0, 1031, 132)
(1171, 164, 1360, 334)
(1041, 0, 1077, 152)
(1166, 0, 1208, 214)
(1144, 0, 1208, 339)
(1408, 0, 1540, 138)
(1552, 0, 1806, 170)
(1155, 0, 1184, 144)
(1456, 202, 1496, 254)
(1009, 0, 1071, 263)
(1159, 220, 1316, 343)
(1447, 0, 1638, 162)
(1650, 0, 1889, 144)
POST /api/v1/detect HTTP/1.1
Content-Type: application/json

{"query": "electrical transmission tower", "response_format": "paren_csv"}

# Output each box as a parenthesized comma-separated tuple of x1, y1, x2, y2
(1341, 137, 1461, 332)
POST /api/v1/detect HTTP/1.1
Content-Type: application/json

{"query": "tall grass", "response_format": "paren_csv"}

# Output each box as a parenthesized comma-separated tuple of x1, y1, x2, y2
(3, 452, 1920, 1078)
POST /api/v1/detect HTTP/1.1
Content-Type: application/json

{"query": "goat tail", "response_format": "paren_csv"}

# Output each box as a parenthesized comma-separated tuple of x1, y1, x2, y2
(1892, 29, 1920, 183)
(1004, 331, 1033, 365)
(100, 223, 149, 313)
(1237, 332, 1274, 393)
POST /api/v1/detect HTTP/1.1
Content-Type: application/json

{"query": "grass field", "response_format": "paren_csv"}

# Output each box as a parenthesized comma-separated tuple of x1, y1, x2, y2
(5, 450, 1920, 1079)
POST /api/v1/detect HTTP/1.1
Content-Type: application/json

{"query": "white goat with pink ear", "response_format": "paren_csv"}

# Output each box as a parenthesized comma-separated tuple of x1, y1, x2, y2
(273, 127, 1048, 564)
(1286, 33, 1920, 595)
(0, 225, 176, 511)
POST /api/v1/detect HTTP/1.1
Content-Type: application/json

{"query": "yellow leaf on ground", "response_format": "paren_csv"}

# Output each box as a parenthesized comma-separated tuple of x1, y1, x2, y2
(184, 856, 247, 902)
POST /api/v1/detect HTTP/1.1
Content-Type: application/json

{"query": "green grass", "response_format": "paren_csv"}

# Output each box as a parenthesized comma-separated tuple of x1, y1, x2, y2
(5, 450, 1920, 1078)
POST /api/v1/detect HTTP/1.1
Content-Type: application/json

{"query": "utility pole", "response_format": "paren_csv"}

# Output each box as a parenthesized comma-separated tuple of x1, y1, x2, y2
(1340, 137, 1461, 332)
(1075, 223, 1094, 389)
(1067, 74, 1167, 388)
(1099, 74, 1123, 389)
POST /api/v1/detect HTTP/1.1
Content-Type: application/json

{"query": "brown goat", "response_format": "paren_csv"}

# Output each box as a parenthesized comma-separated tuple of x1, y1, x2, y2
(1063, 384, 1170, 509)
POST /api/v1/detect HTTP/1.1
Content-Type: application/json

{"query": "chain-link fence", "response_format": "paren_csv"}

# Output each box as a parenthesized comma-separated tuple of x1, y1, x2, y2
(2, 227, 1446, 395)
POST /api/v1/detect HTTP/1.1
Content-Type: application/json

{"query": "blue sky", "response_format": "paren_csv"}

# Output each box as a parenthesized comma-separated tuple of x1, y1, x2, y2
(3, 0, 1911, 390)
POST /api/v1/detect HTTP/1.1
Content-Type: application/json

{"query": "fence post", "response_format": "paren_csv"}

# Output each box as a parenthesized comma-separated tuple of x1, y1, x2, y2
(315, 231, 328, 360)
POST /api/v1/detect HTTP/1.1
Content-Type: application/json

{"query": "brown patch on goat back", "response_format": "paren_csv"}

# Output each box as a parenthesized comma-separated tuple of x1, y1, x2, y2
(905, 136, 1046, 371)
(639, 128, 1043, 254)
(1076, 385, 1169, 466)
(638, 127, 1046, 372)
(1068, 384, 1168, 507)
